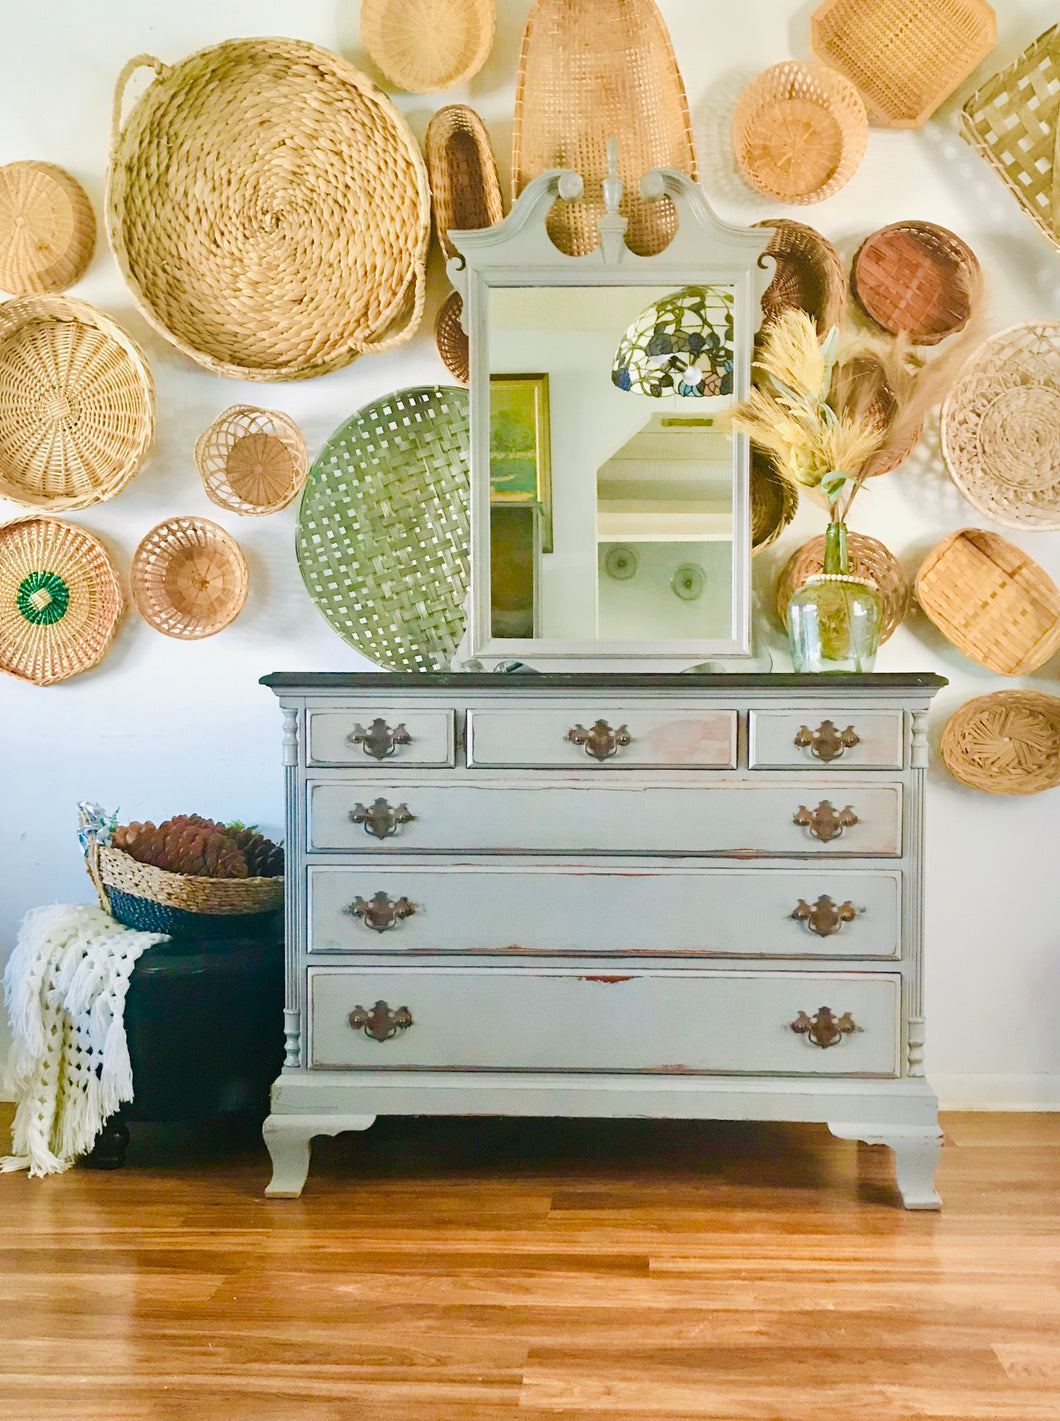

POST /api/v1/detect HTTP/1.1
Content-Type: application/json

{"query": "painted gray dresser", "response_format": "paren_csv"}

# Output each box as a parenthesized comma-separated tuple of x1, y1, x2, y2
(261, 672, 946, 1207)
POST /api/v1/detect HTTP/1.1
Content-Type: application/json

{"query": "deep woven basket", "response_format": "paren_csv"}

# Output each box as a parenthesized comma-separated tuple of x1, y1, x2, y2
(750, 454, 798, 555)
(425, 105, 504, 262)
(851, 221, 979, 345)
(361, 0, 495, 93)
(512, 0, 698, 257)
(812, 0, 997, 128)
(915, 528, 1060, 676)
(195, 405, 308, 516)
(940, 322, 1060, 531)
(131, 517, 249, 640)
(941, 690, 1060, 795)
(732, 60, 867, 205)
(106, 39, 430, 381)
(776, 530, 909, 643)
(754, 219, 845, 336)
(435, 290, 469, 385)
(0, 161, 95, 295)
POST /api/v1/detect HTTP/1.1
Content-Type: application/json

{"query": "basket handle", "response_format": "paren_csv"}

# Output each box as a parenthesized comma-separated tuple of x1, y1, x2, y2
(350, 260, 428, 356)
(110, 53, 171, 159)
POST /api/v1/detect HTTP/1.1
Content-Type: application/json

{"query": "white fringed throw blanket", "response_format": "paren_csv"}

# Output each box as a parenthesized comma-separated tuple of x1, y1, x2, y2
(2, 904, 166, 1176)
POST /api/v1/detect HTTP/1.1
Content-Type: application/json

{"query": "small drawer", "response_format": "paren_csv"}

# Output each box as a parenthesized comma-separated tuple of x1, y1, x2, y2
(467, 707, 737, 768)
(307, 708, 455, 767)
(749, 710, 904, 770)
(309, 967, 900, 1076)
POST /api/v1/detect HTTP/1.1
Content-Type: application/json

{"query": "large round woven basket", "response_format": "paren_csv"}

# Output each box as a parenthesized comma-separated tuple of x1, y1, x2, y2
(754, 219, 845, 335)
(195, 405, 308, 516)
(362, 0, 495, 93)
(0, 295, 154, 511)
(106, 39, 430, 381)
(851, 221, 979, 345)
(0, 161, 96, 295)
(940, 322, 1060, 531)
(941, 690, 1060, 795)
(425, 105, 504, 262)
(131, 517, 249, 640)
(750, 454, 798, 555)
(435, 291, 469, 385)
(0, 516, 123, 685)
(776, 530, 909, 643)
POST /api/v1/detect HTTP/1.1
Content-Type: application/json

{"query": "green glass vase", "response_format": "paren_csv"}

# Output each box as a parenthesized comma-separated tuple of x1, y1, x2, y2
(786, 522, 883, 673)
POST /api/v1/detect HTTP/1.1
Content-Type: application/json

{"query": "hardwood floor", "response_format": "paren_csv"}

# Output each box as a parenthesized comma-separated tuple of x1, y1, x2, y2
(1, 1102, 1058, 1419)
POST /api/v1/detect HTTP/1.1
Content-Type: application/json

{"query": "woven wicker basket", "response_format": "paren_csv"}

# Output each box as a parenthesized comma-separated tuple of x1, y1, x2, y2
(812, 0, 997, 129)
(0, 516, 123, 685)
(915, 528, 1060, 676)
(732, 61, 867, 205)
(435, 291, 469, 385)
(0, 295, 154, 511)
(851, 221, 979, 345)
(106, 39, 430, 381)
(131, 518, 249, 640)
(830, 351, 922, 478)
(776, 530, 909, 643)
(361, 0, 495, 93)
(940, 322, 1060, 531)
(750, 454, 798, 555)
(941, 690, 1060, 795)
(0, 161, 95, 295)
(512, 0, 698, 257)
(754, 219, 845, 336)
(195, 406, 308, 516)
(425, 105, 504, 262)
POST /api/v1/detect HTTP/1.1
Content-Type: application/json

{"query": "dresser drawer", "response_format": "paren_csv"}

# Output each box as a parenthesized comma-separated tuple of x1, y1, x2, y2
(466, 707, 737, 768)
(749, 710, 904, 770)
(309, 968, 900, 1075)
(309, 780, 903, 856)
(308, 864, 901, 958)
(307, 708, 455, 767)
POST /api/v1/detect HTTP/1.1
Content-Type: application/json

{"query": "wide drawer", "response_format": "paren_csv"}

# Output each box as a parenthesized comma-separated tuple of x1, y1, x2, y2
(749, 710, 904, 770)
(309, 967, 900, 1075)
(467, 707, 737, 768)
(308, 780, 903, 856)
(308, 864, 902, 959)
(307, 708, 455, 767)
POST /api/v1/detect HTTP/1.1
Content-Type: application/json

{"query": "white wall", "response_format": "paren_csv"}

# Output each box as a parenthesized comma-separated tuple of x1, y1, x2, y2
(1, 0, 1058, 1107)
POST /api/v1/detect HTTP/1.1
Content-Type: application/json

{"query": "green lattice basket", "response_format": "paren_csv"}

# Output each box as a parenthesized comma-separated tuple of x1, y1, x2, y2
(296, 386, 469, 671)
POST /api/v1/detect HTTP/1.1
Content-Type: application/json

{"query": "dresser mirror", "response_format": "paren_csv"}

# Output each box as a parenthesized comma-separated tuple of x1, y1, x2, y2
(448, 152, 773, 668)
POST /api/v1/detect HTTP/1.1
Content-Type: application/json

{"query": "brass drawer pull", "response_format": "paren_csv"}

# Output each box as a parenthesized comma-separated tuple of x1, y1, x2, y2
(566, 719, 632, 761)
(794, 801, 858, 842)
(794, 721, 860, 763)
(348, 1001, 413, 1042)
(792, 895, 859, 937)
(791, 1006, 859, 1049)
(345, 892, 416, 933)
(349, 798, 415, 840)
(348, 718, 412, 760)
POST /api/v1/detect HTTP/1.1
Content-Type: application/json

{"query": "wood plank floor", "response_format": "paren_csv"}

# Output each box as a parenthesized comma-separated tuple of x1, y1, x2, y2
(1, 1103, 1058, 1419)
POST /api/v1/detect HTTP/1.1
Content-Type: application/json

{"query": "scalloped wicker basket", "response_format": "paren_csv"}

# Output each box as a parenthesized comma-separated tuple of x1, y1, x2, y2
(131, 517, 249, 640)
(750, 455, 798, 555)
(754, 219, 845, 335)
(0, 161, 96, 295)
(435, 291, 469, 385)
(195, 405, 308, 516)
(776, 530, 909, 643)
(361, 0, 495, 93)
(941, 690, 1060, 795)
(851, 221, 979, 345)
(425, 105, 504, 261)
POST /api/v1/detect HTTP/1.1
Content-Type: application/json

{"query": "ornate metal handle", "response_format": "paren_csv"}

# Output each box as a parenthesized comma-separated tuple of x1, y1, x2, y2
(791, 895, 859, 937)
(794, 801, 858, 843)
(348, 718, 412, 760)
(345, 892, 416, 933)
(794, 721, 860, 763)
(348, 1001, 413, 1042)
(565, 719, 632, 761)
(791, 1006, 859, 1049)
(349, 798, 415, 840)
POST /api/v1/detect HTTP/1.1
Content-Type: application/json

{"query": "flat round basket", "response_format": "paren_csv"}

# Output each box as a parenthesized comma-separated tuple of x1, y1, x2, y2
(0, 295, 154, 511)
(106, 39, 430, 381)
(435, 291, 469, 385)
(915, 528, 1060, 676)
(131, 517, 248, 640)
(941, 690, 1060, 795)
(754, 218, 845, 335)
(0, 516, 123, 685)
(195, 405, 308, 516)
(297, 387, 469, 671)
(852, 221, 979, 345)
(750, 453, 798, 555)
(0, 161, 95, 295)
(732, 61, 868, 205)
(361, 0, 495, 93)
(776, 530, 909, 643)
(425, 105, 504, 261)
(940, 322, 1060, 531)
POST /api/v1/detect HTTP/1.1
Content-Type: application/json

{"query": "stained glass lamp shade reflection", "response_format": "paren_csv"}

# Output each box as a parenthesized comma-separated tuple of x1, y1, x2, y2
(612, 286, 734, 397)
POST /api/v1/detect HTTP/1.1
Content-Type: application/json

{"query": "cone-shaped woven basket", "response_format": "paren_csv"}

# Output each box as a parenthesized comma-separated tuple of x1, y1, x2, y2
(0, 161, 96, 295)
(195, 405, 308, 516)
(131, 517, 249, 639)
(754, 219, 845, 336)
(361, 0, 495, 93)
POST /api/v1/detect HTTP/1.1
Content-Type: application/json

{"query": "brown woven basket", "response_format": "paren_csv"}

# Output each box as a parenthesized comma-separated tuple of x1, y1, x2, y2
(425, 105, 504, 262)
(0, 162, 95, 295)
(0, 516, 123, 685)
(512, 0, 698, 257)
(940, 322, 1060, 531)
(851, 221, 979, 345)
(87, 841, 283, 918)
(131, 517, 249, 640)
(776, 530, 909, 643)
(0, 295, 154, 511)
(812, 0, 997, 129)
(754, 219, 845, 336)
(750, 454, 798, 555)
(435, 291, 469, 386)
(195, 405, 308, 516)
(941, 690, 1060, 795)
(830, 351, 922, 478)
(915, 528, 1060, 676)
(106, 39, 430, 381)
(361, 0, 495, 93)
(732, 61, 867, 205)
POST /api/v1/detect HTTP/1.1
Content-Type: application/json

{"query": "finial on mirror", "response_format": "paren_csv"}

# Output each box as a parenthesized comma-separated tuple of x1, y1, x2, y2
(597, 136, 629, 263)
